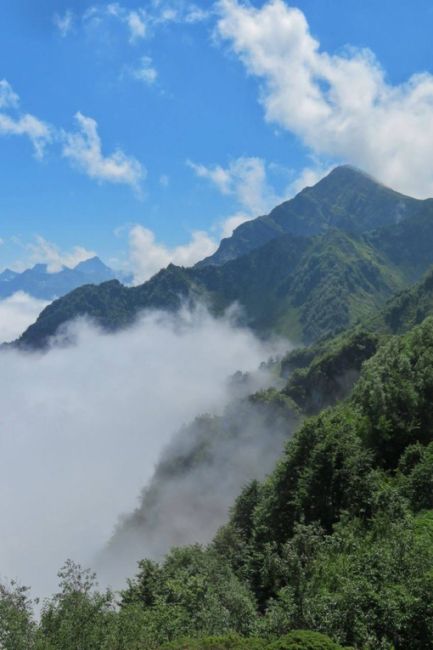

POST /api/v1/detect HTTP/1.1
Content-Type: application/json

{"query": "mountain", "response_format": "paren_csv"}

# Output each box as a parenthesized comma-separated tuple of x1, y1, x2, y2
(0, 268, 19, 282)
(371, 264, 433, 335)
(196, 165, 425, 267)
(9, 169, 433, 649)
(0, 256, 132, 300)
(16, 227, 403, 348)
(98, 310, 433, 649)
(17, 166, 433, 349)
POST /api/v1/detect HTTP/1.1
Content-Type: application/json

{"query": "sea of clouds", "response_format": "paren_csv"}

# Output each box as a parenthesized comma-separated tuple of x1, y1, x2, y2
(0, 305, 284, 600)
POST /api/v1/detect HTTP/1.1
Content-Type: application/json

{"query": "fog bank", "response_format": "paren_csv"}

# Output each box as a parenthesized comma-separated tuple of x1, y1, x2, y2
(0, 307, 283, 599)
(0, 292, 49, 343)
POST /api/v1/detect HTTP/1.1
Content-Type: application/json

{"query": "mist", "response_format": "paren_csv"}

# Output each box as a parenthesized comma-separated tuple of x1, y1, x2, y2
(97, 391, 298, 588)
(0, 306, 285, 600)
(0, 292, 49, 343)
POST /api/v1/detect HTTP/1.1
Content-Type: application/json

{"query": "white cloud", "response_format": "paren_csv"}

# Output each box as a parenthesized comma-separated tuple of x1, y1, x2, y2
(0, 80, 19, 109)
(159, 173, 169, 187)
(189, 156, 287, 236)
(131, 55, 158, 84)
(0, 82, 143, 191)
(26, 236, 95, 273)
(62, 112, 145, 190)
(0, 80, 52, 158)
(189, 160, 232, 194)
(0, 82, 142, 193)
(0, 308, 273, 598)
(0, 292, 49, 343)
(87, 3, 148, 42)
(185, 5, 210, 24)
(126, 9, 147, 41)
(216, 0, 433, 199)
(219, 211, 251, 238)
(53, 10, 74, 37)
(0, 113, 52, 159)
(129, 225, 217, 283)
(287, 162, 333, 196)
(84, 1, 209, 41)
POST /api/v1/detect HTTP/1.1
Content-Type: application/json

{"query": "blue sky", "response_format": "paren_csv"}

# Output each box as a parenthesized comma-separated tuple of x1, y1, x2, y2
(2, 0, 433, 279)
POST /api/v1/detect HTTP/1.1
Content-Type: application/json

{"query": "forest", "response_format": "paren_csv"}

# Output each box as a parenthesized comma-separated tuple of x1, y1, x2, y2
(4, 168, 433, 649)
(4, 301, 433, 648)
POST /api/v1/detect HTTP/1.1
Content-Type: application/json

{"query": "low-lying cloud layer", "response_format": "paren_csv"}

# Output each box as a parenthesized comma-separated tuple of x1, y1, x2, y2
(128, 225, 217, 284)
(0, 307, 281, 599)
(0, 292, 49, 343)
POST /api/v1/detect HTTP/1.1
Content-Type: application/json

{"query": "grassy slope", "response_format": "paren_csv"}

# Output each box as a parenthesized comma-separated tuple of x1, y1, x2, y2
(198, 165, 423, 267)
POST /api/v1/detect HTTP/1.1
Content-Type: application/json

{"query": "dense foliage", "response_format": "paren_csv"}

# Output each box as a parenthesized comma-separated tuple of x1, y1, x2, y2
(8, 167, 433, 648)
(5, 315, 433, 648)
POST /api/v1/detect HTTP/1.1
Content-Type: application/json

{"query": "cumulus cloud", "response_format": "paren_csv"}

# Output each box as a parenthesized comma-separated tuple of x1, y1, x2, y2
(0, 292, 49, 343)
(62, 112, 145, 190)
(27, 235, 95, 273)
(0, 83, 143, 191)
(53, 10, 74, 37)
(217, 0, 433, 198)
(189, 156, 289, 236)
(126, 9, 147, 41)
(0, 307, 276, 599)
(219, 211, 251, 238)
(0, 79, 52, 158)
(128, 225, 217, 283)
(287, 161, 333, 196)
(131, 55, 158, 84)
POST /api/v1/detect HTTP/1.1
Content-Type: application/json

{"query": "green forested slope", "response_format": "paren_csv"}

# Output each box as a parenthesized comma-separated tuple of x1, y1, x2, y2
(16, 167, 433, 349)
(198, 165, 424, 267)
(7, 168, 433, 649)
(6, 316, 433, 649)
(12, 227, 407, 348)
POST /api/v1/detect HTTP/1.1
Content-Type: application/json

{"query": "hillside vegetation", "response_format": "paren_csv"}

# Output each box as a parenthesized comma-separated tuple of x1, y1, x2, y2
(5, 167, 433, 649)
(16, 167, 433, 348)
(5, 311, 433, 648)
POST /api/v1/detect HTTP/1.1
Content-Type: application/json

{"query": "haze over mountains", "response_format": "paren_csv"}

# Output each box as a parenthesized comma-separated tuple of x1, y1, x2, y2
(0, 256, 131, 301)
(16, 165, 433, 349)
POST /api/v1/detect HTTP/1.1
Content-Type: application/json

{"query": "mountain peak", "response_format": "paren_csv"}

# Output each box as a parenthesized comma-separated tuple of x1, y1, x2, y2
(30, 263, 49, 273)
(310, 164, 391, 194)
(0, 268, 19, 282)
(0, 256, 123, 301)
(198, 164, 423, 268)
(74, 256, 109, 273)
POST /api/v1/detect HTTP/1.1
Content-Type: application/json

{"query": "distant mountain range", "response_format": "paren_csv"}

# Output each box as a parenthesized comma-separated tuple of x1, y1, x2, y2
(0, 256, 131, 301)
(16, 165, 433, 348)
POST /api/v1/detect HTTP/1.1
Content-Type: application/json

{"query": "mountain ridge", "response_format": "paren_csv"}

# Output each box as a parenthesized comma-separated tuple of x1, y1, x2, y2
(14, 166, 433, 348)
(0, 255, 132, 301)
(196, 165, 425, 267)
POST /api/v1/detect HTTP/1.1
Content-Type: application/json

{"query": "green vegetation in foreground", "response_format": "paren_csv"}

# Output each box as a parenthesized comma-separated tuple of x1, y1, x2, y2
(4, 316, 433, 648)
(161, 630, 350, 649)
(8, 167, 433, 648)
